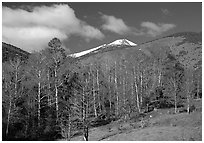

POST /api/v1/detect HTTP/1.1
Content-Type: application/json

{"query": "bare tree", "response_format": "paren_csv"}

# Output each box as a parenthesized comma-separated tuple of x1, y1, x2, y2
(2, 58, 25, 137)
(47, 38, 66, 120)
(27, 52, 47, 127)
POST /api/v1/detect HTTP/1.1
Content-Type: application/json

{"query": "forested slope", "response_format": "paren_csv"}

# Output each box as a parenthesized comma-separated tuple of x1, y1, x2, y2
(2, 32, 202, 141)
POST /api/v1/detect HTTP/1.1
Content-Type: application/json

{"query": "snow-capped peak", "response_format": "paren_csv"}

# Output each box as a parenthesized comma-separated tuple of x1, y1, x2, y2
(68, 39, 137, 58)
(108, 39, 137, 46)
(69, 44, 106, 58)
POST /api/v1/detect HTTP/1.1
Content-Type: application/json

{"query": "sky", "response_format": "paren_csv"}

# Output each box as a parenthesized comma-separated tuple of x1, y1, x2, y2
(2, 2, 202, 53)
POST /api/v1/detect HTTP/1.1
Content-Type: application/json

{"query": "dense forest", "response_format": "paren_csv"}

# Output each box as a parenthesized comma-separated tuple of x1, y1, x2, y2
(2, 37, 202, 141)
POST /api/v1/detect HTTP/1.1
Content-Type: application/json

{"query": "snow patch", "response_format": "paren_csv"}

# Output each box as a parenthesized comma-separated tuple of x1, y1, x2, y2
(69, 39, 137, 58)
(108, 39, 137, 46)
(69, 44, 106, 58)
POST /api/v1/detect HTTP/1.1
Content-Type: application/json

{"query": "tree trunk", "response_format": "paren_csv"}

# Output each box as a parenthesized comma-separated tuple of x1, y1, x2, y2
(187, 95, 190, 114)
(96, 68, 101, 113)
(109, 74, 112, 117)
(123, 76, 126, 120)
(140, 71, 143, 104)
(54, 66, 59, 120)
(55, 84, 59, 120)
(92, 76, 97, 118)
(82, 87, 85, 120)
(83, 78, 89, 141)
(186, 76, 191, 114)
(158, 70, 162, 86)
(47, 70, 51, 106)
(131, 77, 134, 113)
(173, 81, 177, 114)
(187, 79, 190, 114)
(133, 66, 140, 113)
(38, 81, 41, 127)
(14, 69, 18, 108)
(152, 61, 157, 91)
(114, 62, 119, 116)
(67, 114, 71, 140)
(6, 90, 12, 136)
(91, 65, 97, 118)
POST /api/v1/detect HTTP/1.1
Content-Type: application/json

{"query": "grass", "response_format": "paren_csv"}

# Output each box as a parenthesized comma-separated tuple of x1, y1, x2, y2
(70, 99, 202, 141)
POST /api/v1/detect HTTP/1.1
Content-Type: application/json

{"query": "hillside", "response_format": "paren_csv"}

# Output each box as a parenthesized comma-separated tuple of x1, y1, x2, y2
(2, 42, 30, 62)
(73, 32, 201, 97)
(70, 99, 202, 141)
(2, 32, 202, 141)
(75, 32, 201, 70)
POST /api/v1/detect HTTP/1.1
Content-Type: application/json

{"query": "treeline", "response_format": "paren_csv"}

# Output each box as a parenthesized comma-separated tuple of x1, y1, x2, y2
(2, 38, 201, 141)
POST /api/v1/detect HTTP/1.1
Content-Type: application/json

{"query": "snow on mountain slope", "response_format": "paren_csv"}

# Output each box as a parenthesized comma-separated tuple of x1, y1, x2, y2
(69, 44, 106, 58)
(69, 39, 137, 58)
(108, 39, 137, 46)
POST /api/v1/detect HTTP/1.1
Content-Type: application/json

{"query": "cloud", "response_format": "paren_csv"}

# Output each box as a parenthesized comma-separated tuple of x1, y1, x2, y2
(101, 14, 131, 35)
(100, 13, 175, 37)
(141, 22, 176, 37)
(3, 26, 68, 52)
(161, 8, 170, 15)
(2, 4, 104, 52)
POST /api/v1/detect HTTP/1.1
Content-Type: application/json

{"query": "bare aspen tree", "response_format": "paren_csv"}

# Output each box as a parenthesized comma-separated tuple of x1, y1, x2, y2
(123, 74, 126, 119)
(158, 68, 162, 86)
(109, 68, 112, 116)
(131, 74, 134, 111)
(10, 58, 24, 106)
(2, 64, 12, 137)
(173, 80, 177, 114)
(124, 63, 128, 119)
(140, 71, 143, 105)
(3, 75, 13, 137)
(47, 69, 52, 106)
(6, 83, 12, 136)
(152, 61, 157, 91)
(3, 58, 24, 137)
(185, 68, 193, 114)
(133, 66, 140, 113)
(90, 63, 97, 117)
(114, 61, 119, 116)
(96, 67, 101, 113)
(27, 52, 48, 127)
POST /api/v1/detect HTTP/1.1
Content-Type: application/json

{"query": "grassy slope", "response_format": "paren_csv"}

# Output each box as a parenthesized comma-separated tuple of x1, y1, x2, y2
(71, 99, 202, 141)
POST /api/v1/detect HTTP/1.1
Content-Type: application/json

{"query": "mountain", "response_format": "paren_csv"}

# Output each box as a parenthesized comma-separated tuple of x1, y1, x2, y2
(107, 39, 137, 46)
(73, 32, 201, 96)
(72, 32, 201, 71)
(3, 32, 201, 72)
(2, 42, 30, 62)
(69, 39, 137, 58)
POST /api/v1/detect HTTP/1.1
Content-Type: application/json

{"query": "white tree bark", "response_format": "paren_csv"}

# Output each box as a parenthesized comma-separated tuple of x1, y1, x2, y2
(114, 61, 119, 116)
(133, 66, 140, 113)
(91, 64, 97, 118)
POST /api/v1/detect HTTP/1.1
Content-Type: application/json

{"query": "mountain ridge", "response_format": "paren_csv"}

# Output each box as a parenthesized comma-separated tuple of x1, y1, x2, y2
(2, 32, 201, 71)
(69, 39, 137, 58)
(2, 42, 30, 62)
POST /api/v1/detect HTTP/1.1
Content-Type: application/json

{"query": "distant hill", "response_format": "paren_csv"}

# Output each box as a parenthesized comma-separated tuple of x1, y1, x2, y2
(2, 42, 30, 62)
